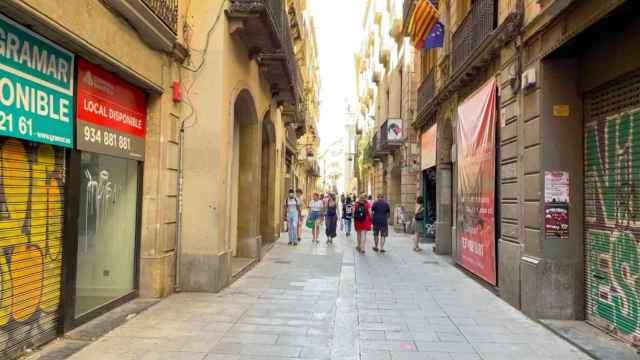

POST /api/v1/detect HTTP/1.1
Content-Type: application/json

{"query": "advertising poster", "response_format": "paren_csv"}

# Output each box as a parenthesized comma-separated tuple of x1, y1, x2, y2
(456, 78, 497, 285)
(76, 58, 146, 160)
(421, 124, 437, 170)
(0, 14, 75, 147)
(387, 119, 402, 142)
(544, 171, 569, 239)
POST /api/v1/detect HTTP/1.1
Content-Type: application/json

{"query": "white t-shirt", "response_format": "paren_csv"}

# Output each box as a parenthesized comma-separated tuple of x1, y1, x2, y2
(309, 200, 324, 213)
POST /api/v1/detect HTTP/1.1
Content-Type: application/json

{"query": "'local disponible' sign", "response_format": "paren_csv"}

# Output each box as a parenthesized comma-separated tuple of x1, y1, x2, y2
(0, 14, 75, 147)
(76, 58, 146, 160)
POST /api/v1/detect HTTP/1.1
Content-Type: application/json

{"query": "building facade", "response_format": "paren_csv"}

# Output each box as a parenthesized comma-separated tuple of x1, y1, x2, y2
(0, 0, 317, 358)
(406, 0, 640, 348)
(356, 0, 419, 226)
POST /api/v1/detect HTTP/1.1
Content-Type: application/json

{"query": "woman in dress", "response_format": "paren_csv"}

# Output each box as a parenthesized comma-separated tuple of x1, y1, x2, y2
(413, 196, 424, 252)
(325, 193, 338, 244)
(308, 193, 324, 244)
(353, 193, 372, 253)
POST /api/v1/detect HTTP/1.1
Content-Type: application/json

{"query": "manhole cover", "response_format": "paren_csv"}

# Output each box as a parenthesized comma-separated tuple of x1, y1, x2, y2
(274, 260, 292, 264)
(423, 261, 439, 265)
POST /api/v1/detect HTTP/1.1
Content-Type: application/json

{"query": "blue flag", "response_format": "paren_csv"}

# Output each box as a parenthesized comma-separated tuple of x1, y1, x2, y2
(424, 21, 444, 49)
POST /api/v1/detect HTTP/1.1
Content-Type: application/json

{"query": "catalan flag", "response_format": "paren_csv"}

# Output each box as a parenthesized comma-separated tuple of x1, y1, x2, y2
(406, 0, 440, 49)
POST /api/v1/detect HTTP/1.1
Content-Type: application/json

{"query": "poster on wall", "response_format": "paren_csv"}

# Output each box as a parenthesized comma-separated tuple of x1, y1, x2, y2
(0, 14, 75, 147)
(421, 125, 437, 170)
(456, 78, 497, 285)
(76, 58, 146, 160)
(544, 171, 570, 239)
(387, 119, 402, 142)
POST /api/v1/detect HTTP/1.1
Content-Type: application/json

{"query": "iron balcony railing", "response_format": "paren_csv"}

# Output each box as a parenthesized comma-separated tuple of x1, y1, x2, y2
(452, 0, 496, 73)
(418, 70, 435, 111)
(141, 0, 178, 34)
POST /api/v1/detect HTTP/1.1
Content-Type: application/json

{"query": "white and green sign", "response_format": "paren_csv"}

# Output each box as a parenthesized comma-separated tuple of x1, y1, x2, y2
(0, 14, 74, 147)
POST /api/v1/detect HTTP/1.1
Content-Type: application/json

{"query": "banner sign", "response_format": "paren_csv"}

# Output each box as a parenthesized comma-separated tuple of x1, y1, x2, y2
(456, 78, 497, 285)
(421, 125, 437, 170)
(76, 58, 146, 160)
(544, 171, 570, 239)
(0, 14, 75, 147)
(387, 119, 402, 142)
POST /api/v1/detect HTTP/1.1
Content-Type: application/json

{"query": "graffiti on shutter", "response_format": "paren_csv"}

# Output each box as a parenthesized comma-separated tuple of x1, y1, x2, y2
(585, 107, 640, 342)
(0, 138, 64, 356)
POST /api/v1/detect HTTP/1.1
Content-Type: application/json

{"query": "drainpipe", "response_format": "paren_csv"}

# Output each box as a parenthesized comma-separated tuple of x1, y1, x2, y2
(175, 126, 185, 292)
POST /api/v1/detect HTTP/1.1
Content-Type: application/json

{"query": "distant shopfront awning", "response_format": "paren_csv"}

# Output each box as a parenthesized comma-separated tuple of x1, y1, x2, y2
(406, 0, 440, 49)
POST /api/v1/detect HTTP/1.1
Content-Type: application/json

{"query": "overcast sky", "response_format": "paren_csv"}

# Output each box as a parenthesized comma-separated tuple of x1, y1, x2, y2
(308, 0, 366, 152)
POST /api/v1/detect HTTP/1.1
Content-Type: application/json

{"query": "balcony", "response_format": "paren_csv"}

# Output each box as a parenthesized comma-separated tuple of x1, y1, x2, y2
(403, 0, 438, 32)
(372, 131, 389, 159)
(452, 0, 496, 73)
(227, 0, 304, 127)
(104, 0, 178, 52)
(417, 70, 435, 116)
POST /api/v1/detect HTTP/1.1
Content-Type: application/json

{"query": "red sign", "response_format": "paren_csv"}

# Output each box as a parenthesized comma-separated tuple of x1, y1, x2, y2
(76, 59, 147, 160)
(456, 78, 497, 285)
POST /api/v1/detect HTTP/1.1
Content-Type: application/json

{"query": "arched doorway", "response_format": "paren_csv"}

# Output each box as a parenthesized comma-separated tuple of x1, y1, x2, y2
(231, 90, 260, 259)
(260, 113, 277, 244)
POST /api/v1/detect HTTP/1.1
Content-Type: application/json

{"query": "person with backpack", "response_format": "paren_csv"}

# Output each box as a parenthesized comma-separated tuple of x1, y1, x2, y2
(342, 196, 353, 237)
(284, 189, 302, 246)
(353, 193, 372, 254)
(371, 194, 391, 253)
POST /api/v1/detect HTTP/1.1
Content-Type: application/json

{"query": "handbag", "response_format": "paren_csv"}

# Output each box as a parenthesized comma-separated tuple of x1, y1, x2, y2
(306, 217, 315, 229)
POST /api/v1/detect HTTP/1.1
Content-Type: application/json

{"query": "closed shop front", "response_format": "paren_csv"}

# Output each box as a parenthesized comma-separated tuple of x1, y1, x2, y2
(0, 13, 74, 357)
(584, 69, 640, 343)
(63, 58, 145, 327)
(420, 122, 437, 237)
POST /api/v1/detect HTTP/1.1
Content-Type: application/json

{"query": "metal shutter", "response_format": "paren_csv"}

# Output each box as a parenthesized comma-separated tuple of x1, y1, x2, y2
(0, 138, 64, 358)
(584, 69, 640, 344)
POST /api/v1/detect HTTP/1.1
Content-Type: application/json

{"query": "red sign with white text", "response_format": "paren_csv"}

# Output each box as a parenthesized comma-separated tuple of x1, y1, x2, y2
(456, 78, 497, 285)
(76, 58, 147, 160)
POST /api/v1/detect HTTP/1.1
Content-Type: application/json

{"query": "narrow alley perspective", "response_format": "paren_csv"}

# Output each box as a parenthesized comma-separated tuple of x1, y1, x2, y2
(1, 0, 640, 359)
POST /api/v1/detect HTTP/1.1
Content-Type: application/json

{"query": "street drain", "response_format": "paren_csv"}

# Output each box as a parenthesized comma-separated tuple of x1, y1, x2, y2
(274, 260, 292, 264)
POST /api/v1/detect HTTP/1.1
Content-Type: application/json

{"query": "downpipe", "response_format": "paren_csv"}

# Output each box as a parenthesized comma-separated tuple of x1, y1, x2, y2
(175, 126, 185, 292)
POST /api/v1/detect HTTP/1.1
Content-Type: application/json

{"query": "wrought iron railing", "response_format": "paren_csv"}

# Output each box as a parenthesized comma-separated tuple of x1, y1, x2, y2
(418, 70, 435, 110)
(141, 0, 178, 34)
(452, 0, 495, 73)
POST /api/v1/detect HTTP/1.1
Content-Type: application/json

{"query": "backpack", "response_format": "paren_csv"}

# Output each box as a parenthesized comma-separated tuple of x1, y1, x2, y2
(354, 202, 366, 221)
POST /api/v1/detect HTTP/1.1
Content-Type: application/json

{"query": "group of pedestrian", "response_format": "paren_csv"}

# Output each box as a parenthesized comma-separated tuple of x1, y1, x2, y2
(286, 189, 423, 253)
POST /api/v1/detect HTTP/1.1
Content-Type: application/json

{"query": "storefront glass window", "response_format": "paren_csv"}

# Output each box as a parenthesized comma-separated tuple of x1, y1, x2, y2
(75, 152, 138, 317)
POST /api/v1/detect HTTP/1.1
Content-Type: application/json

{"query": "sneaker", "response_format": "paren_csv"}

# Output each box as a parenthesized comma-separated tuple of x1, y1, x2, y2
(380, 249, 386, 253)
(372, 247, 379, 252)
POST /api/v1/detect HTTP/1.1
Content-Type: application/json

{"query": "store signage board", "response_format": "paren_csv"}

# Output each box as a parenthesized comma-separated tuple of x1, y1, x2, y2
(387, 118, 402, 142)
(0, 14, 74, 147)
(456, 78, 497, 286)
(421, 124, 437, 170)
(76, 58, 146, 160)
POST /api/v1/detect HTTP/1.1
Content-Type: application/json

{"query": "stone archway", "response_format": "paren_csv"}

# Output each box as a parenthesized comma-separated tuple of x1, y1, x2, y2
(260, 112, 277, 244)
(231, 89, 261, 259)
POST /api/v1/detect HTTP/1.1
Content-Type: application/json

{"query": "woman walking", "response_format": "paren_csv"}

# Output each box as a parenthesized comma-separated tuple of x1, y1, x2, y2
(308, 193, 324, 244)
(353, 194, 372, 254)
(413, 196, 424, 252)
(325, 193, 338, 244)
(284, 189, 301, 246)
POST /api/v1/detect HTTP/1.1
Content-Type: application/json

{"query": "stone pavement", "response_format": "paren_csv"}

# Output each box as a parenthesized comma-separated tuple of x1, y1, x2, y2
(67, 228, 590, 360)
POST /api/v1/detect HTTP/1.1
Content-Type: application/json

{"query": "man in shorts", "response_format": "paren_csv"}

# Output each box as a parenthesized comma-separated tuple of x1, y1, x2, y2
(371, 194, 391, 253)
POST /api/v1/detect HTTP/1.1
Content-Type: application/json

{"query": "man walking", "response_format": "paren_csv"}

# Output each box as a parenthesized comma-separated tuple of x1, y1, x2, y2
(342, 195, 353, 236)
(371, 194, 390, 253)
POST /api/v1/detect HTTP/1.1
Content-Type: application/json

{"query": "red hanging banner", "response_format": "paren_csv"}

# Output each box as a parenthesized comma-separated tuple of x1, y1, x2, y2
(456, 78, 497, 285)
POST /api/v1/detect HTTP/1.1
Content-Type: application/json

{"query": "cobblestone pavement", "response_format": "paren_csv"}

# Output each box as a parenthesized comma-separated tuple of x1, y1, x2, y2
(68, 228, 590, 360)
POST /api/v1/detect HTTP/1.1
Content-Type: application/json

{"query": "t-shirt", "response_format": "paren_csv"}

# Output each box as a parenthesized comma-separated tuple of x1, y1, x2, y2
(285, 197, 299, 215)
(309, 200, 324, 213)
(343, 203, 353, 219)
(371, 200, 390, 225)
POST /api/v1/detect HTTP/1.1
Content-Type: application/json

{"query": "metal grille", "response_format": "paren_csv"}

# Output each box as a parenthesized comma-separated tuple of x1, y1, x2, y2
(418, 71, 435, 110)
(452, 0, 495, 73)
(141, 0, 178, 34)
(584, 68, 640, 344)
(0, 139, 65, 358)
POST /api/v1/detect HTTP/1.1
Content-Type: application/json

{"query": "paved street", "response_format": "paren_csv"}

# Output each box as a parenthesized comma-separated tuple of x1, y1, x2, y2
(68, 229, 589, 360)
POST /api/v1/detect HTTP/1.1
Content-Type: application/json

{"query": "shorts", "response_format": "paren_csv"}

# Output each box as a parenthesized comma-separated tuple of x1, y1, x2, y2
(373, 223, 388, 237)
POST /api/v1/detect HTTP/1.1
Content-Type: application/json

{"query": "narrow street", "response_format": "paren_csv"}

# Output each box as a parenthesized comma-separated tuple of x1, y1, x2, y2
(68, 229, 588, 360)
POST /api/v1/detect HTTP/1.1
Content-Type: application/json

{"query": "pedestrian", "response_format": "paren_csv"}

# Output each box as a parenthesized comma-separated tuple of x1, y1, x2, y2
(296, 188, 304, 242)
(353, 193, 372, 254)
(325, 193, 338, 244)
(284, 189, 302, 246)
(414, 196, 424, 252)
(309, 193, 324, 244)
(371, 194, 390, 253)
(342, 196, 353, 237)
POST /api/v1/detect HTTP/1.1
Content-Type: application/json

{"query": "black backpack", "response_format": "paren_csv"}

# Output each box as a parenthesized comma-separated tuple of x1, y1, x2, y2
(354, 202, 366, 221)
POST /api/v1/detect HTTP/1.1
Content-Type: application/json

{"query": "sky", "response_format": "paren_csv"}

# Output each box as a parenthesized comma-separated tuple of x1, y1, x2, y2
(308, 0, 366, 153)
